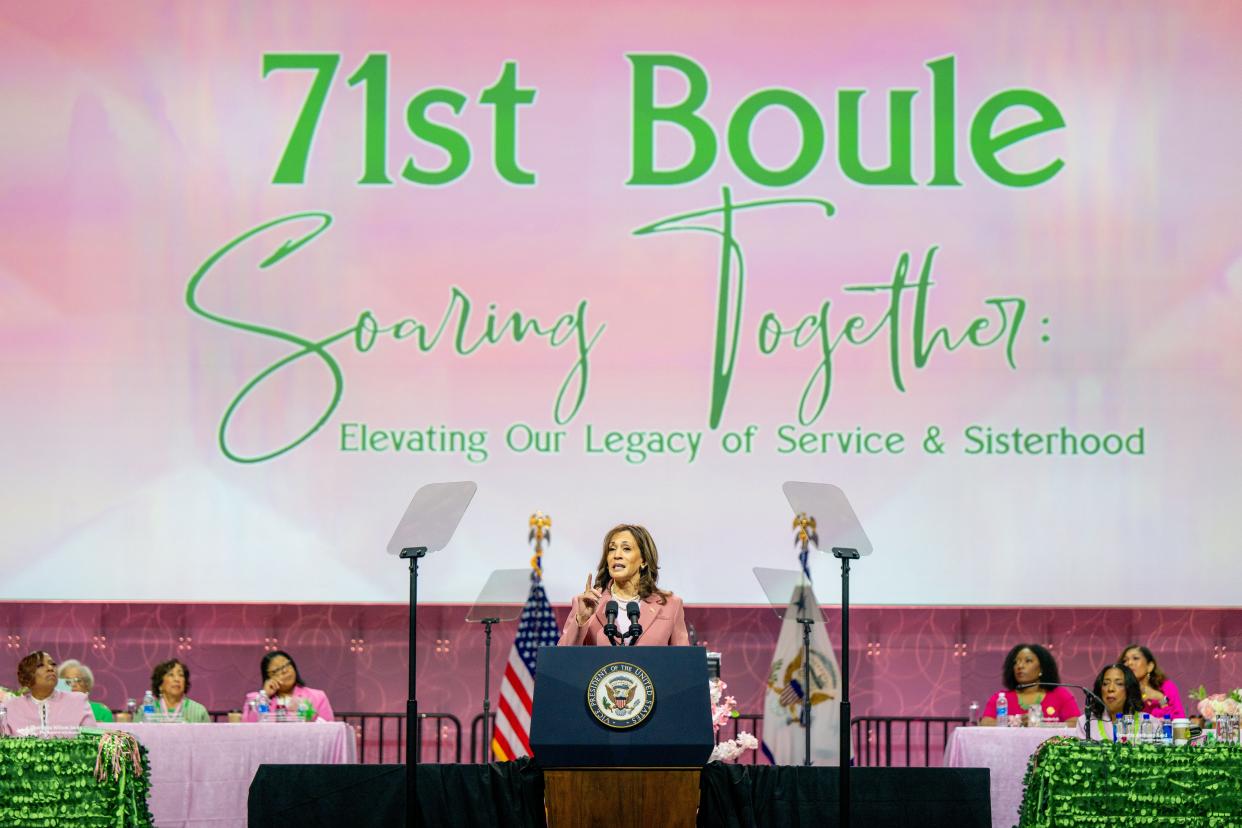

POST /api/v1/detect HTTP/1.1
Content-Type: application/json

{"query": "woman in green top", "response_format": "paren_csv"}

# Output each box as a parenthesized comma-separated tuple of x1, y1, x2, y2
(134, 659, 210, 723)
(57, 659, 113, 722)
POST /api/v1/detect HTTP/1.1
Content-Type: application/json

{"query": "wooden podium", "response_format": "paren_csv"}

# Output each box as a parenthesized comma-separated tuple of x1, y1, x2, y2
(531, 647, 713, 828)
(544, 768, 700, 828)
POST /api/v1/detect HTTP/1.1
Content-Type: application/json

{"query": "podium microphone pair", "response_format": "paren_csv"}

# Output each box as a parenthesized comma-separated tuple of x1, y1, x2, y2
(1016, 681, 1108, 731)
(604, 600, 642, 646)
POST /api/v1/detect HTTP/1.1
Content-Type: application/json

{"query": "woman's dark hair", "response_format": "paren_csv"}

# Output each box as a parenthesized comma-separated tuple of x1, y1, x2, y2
(1089, 663, 1142, 719)
(592, 524, 671, 605)
(1118, 644, 1167, 688)
(1001, 643, 1061, 691)
(260, 650, 305, 687)
(150, 659, 192, 697)
(16, 650, 52, 689)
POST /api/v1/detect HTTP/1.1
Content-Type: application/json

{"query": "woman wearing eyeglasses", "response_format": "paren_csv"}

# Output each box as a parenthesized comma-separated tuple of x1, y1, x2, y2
(241, 650, 335, 722)
(57, 659, 113, 723)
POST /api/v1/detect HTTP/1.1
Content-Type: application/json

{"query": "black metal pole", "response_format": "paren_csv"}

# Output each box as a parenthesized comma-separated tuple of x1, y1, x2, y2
(481, 618, 499, 765)
(801, 618, 813, 766)
(402, 547, 427, 828)
(835, 548, 857, 828)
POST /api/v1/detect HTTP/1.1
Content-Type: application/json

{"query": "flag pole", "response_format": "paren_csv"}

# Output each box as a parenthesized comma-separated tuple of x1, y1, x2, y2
(793, 514, 818, 767)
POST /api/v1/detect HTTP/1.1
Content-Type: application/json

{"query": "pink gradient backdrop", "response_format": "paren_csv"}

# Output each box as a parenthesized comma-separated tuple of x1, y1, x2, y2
(2, 3, 1241, 606)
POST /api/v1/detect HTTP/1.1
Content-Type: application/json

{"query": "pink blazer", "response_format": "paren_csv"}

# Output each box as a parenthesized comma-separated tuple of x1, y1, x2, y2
(558, 589, 690, 647)
(242, 685, 335, 722)
(1, 690, 95, 734)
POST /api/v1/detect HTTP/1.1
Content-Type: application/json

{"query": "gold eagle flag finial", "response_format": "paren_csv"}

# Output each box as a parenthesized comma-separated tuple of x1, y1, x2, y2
(792, 513, 818, 551)
(792, 513, 817, 578)
(528, 511, 552, 577)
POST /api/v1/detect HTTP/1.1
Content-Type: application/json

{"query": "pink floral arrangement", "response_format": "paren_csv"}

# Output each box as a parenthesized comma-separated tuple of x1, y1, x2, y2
(708, 678, 759, 763)
(1190, 685, 1242, 721)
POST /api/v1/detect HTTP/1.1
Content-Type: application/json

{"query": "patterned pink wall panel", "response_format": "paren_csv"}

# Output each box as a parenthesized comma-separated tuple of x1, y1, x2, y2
(3, 602, 1240, 762)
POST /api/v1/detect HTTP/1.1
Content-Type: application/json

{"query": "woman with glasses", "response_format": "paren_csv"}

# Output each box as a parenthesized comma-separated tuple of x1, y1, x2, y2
(57, 659, 113, 722)
(241, 650, 335, 722)
(1082, 662, 1143, 740)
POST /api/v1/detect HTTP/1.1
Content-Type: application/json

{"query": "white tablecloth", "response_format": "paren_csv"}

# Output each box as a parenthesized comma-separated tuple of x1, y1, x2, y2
(100, 721, 357, 827)
(943, 725, 1075, 828)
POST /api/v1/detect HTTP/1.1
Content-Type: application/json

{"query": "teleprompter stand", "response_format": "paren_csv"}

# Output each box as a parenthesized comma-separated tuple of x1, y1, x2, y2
(386, 481, 477, 828)
(465, 568, 530, 764)
(753, 567, 826, 768)
(782, 481, 873, 828)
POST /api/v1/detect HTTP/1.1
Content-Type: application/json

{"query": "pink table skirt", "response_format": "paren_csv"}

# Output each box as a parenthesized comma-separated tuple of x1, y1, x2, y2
(100, 721, 357, 827)
(943, 725, 1076, 828)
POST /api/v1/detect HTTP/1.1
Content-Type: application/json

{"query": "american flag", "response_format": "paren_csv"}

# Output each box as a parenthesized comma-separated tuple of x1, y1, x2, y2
(491, 576, 560, 761)
(779, 678, 805, 710)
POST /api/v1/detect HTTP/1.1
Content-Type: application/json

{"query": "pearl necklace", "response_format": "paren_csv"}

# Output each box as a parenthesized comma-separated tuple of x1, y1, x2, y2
(611, 584, 640, 603)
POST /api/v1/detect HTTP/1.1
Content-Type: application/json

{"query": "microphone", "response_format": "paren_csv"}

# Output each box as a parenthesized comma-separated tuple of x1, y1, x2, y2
(603, 601, 620, 646)
(625, 601, 642, 646)
(1017, 681, 1107, 735)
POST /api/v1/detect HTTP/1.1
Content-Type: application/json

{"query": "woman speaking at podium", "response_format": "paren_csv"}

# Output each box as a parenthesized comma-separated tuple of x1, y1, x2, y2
(559, 524, 689, 646)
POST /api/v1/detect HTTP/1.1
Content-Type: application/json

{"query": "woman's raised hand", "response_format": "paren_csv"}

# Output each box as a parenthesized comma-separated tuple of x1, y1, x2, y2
(575, 574, 602, 626)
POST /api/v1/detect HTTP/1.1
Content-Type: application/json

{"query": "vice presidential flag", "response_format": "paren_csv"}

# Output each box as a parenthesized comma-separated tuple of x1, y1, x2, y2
(760, 584, 845, 765)
(491, 575, 560, 761)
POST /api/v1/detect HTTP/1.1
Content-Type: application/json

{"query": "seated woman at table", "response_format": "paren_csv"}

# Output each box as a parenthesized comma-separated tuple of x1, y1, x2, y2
(242, 650, 334, 722)
(1082, 663, 1143, 739)
(1, 651, 95, 734)
(57, 659, 113, 722)
(134, 658, 210, 723)
(1118, 644, 1185, 719)
(979, 643, 1080, 726)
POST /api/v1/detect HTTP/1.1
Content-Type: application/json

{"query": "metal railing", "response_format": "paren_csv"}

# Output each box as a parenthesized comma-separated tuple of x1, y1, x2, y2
(851, 716, 968, 767)
(471, 712, 497, 764)
(187, 709, 962, 767)
(203, 710, 462, 764)
(415, 712, 462, 764)
(468, 711, 965, 767)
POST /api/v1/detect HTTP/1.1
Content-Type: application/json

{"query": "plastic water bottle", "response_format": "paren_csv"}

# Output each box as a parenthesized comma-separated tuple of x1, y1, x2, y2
(0, 703, 7, 732)
(256, 690, 270, 721)
(1162, 715, 1173, 745)
(1140, 713, 1154, 743)
(1122, 713, 1135, 743)
(297, 698, 312, 722)
(1028, 702, 1043, 727)
(142, 690, 156, 719)
(1113, 713, 1122, 742)
(996, 693, 1008, 726)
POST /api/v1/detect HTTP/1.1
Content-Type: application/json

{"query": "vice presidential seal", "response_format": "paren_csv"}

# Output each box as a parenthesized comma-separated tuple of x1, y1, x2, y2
(587, 661, 655, 728)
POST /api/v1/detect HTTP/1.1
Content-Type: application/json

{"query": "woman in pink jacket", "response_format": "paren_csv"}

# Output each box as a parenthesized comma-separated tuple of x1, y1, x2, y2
(1, 651, 95, 734)
(242, 650, 334, 722)
(1119, 644, 1185, 720)
(559, 524, 689, 647)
